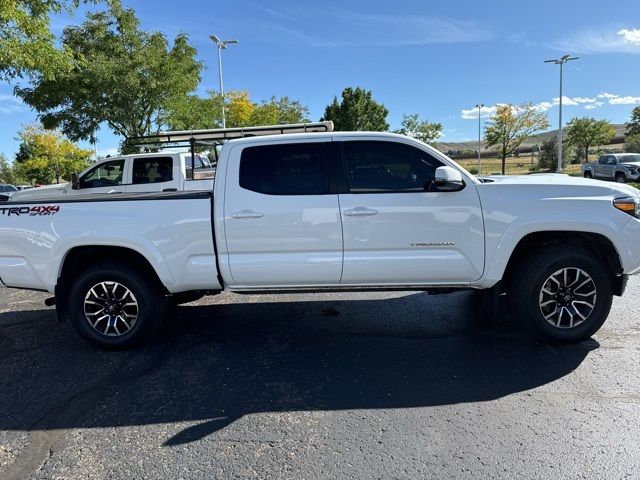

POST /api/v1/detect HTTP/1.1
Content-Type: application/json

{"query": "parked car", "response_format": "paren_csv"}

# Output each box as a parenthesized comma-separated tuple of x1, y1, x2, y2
(582, 153, 640, 183)
(0, 184, 18, 201)
(1, 123, 640, 349)
(8, 152, 215, 202)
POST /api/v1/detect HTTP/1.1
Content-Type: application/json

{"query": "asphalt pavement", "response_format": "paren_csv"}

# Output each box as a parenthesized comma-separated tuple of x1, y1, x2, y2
(0, 280, 639, 479)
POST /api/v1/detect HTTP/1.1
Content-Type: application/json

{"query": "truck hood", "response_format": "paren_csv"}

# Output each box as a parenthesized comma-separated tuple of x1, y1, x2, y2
(9, 183, 69, 202)
(478, 174, 639, 198)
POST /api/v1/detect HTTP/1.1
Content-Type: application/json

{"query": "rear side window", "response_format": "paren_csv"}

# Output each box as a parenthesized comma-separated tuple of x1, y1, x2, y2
(240, 143, 329, 195)
(342, 141, 443, 192)
(133, 157, 173, 184)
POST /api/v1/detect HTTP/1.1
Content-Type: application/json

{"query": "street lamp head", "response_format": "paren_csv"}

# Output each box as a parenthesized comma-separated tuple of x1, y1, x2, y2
(209, 34, 221, 45)
(224, 40, 239, 45)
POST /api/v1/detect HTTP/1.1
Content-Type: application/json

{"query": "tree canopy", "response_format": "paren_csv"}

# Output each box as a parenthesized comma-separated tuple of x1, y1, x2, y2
(626, 106, 640, 138)
(0, 0, 101, 80)
(394, 113, 442, 145)
(13, 124, 93, 185)
(321, 87, 389, 131)
(16, 2, 202, 152)
(484, 104, 549, 174)
(565, 117, 615, 163)
(166, 90, 310, 131)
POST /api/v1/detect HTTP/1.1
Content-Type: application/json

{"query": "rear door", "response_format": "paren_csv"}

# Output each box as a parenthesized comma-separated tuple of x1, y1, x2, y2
(125, 156, 180, 193)
(223, 140, 343, 287)
(337, 139, 484, 285)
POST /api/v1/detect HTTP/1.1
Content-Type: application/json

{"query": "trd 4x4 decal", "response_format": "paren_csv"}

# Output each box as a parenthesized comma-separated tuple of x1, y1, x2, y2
(0, 205, 60, 216)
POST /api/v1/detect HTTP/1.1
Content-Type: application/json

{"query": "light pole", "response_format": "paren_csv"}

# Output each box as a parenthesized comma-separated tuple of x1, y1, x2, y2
(210, 34, 239, 129)
(545, 54, 578, 173)
(475, 104, 484, 175)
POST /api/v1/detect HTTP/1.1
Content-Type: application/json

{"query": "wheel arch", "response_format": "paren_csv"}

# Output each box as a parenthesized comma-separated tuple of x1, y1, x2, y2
(501, 231, 625, 296)
(55, 245, 170, 321)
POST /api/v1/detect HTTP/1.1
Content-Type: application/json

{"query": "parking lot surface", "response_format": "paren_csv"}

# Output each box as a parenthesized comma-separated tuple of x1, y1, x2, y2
(1, 280, 639, 479)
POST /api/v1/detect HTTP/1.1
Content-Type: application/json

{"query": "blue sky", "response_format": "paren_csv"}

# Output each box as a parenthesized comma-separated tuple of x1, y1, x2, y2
(1, 0, 640, 158)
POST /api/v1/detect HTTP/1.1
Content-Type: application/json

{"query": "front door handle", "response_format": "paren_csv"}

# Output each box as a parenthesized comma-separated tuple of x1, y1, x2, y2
(344, 207, 379, 217)
(231, 210, 264, 219)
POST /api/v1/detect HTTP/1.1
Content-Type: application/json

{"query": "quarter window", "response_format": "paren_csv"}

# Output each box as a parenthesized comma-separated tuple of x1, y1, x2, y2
(240, 143, 329, 195)
(342, 141, 444, 192)
(79, 160, 125, 189)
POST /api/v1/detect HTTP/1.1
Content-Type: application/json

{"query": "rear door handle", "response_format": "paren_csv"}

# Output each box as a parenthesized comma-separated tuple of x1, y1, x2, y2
(231, 210, 264, 219)
(344, 207, 379, 217)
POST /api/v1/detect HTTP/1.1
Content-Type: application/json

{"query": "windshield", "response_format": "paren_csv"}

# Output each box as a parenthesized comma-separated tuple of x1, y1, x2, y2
(0, 185, 17, 192)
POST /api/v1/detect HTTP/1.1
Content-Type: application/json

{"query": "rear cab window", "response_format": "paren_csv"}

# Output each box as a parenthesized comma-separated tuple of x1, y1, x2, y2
(239, 143, 329, 195)
(132, 157, 173, 184)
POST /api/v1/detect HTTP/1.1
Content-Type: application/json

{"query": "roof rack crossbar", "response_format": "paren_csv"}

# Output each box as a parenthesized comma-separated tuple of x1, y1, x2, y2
(128, 121, 334, 146)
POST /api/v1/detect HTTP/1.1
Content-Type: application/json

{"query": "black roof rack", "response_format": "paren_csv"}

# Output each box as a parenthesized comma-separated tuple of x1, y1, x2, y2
(128, 121, 334, 146)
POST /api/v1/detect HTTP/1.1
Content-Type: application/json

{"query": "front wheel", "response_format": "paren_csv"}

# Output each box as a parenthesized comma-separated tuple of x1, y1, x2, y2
(615, 173, 627, 183)
(583, 171, 592, 178)
(68, 262, 167, 349)
(509, 246, 613, 343)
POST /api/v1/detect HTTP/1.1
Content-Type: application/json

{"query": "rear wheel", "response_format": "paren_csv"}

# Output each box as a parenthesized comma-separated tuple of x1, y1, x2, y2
(509, 246, 613, 343)
(68, 263, 166, 349)
(615, 173, 627, 183)
(583, 171, 592, 178)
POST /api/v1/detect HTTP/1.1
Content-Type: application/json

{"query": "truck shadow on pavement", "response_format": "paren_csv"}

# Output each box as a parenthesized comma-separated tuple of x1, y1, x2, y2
(0, 292, 598, 448)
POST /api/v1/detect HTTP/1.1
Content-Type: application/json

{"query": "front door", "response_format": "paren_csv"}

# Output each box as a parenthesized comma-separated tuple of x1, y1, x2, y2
(223, 140, 343, 287)
(337, 139, 484, 285)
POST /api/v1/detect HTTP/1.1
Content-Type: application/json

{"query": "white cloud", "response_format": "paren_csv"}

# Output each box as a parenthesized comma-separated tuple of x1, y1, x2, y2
(552, 27, 640, 54)
(618, 28, 640, 46)
(256, 8, 491, 47)
(608, 96, 640, 105)
(461, 96, 603, 119)
(0, 94, 25, 114)
(584, 102, 604, 110)
(597, 92, 619, 99)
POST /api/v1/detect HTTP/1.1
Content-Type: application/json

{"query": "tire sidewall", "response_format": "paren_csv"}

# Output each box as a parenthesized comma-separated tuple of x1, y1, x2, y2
(68, 265, 164, 349)
(520, 253, 612, 342)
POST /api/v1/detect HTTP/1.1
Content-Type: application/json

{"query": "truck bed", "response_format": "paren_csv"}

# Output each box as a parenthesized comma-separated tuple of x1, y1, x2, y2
(0, 191, 221, 293)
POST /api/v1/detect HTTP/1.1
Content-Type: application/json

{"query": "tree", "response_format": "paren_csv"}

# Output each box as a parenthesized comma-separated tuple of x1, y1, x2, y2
(626, 106, 640, 137)
(0, 154, 17, 184)
(16, 2, 202, 153)
(0, 0, 102, 80)
(565, 117, 615, 163)
(625, 134, 640, 153)
(13, 124, 92, 185)
(165, 90, 310, 130)
(321, 87, 389, 131)
(394, 114, 442, 145)
(484, 104, 549, 174)
(538, 136, 576, 170)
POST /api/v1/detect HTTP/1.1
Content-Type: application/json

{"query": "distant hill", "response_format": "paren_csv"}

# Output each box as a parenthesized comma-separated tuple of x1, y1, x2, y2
(437, 123, 627, 154)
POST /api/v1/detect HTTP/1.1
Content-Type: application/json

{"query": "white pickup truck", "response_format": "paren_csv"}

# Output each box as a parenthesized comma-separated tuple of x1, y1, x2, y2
(1, 123, 640, 349)
(7, 151, 215, 202)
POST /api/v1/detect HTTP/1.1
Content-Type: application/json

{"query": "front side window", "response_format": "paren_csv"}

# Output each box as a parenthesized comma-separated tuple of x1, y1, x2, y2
(607, 156, 617, 165)
(80, 160, 125, 189)
(240, 143, 329, 195)
(343, 141, 443, 192)
(132, 157, 173, 184)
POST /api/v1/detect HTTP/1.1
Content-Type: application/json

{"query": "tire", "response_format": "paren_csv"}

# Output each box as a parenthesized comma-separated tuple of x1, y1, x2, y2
(68, 262, 167, 349)
(170, 291, 205, 306)
(583, 171, 592, 178)
(509, 246, 613, 343)
(615, 173, 627, 183)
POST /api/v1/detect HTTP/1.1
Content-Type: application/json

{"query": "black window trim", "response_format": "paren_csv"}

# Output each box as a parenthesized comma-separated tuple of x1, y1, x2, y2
(239, 142, 333, 196)
(336, 140, 445, 194)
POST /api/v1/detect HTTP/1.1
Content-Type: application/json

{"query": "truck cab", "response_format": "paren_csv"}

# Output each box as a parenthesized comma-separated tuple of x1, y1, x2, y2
(8, 152, 215, 201)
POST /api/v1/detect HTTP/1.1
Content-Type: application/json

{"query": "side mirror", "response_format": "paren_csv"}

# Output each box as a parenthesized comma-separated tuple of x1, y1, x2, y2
(71, 172, 80, 190)
(433, 166, 465, 192)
